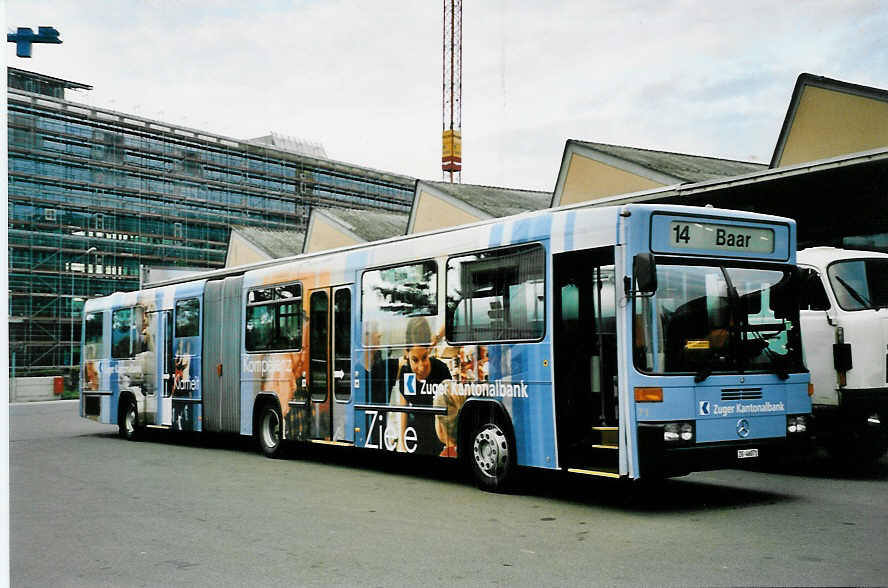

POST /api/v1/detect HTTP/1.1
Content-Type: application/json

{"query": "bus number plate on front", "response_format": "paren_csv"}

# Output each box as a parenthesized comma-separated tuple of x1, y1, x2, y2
(737, 448, 759, 459)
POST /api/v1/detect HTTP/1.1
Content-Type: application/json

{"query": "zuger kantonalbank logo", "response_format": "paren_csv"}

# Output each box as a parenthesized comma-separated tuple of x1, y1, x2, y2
(403, 372, 417, 396)
(402, 373, 529, 398)
(698, 400, 785, 417)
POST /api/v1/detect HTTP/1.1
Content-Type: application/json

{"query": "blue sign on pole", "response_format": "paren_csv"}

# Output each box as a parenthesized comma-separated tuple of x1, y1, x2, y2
(7, 26, 62, 58)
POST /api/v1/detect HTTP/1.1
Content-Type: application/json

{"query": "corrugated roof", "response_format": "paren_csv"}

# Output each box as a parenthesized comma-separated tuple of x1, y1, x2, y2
(571, 141, 767, 182)
(320, 207, 409, 242)
(425, 181, 552, 218)
(232, 225, 305, 258)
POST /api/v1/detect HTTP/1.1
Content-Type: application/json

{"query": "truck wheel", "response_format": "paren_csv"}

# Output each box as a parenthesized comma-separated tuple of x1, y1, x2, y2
(469, 416, 514, 492)
(826, 413, 888, 466)
(257, 403, 283, 458)
(118, 398, 141, 441)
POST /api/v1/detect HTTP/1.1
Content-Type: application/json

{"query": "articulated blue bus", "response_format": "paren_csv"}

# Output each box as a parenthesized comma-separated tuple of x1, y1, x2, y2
(80, 203, 811, 490)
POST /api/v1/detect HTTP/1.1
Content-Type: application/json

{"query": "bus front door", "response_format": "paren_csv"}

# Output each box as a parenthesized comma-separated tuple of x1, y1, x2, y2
(308, 287, 353, 443)
(553, 248, 620, 475)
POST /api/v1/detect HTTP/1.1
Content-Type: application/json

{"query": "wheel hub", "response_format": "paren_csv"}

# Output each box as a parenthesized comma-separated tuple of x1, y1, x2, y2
(262, 410, 280, 449)
(473, 424, 508, 479)
(125, 406, 135, 435)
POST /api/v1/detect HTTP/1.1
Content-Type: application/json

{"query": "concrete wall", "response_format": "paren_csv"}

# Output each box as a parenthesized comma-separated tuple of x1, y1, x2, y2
(10, 376, 61, 402)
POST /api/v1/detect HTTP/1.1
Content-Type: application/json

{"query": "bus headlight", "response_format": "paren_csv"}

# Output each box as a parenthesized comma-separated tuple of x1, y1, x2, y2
(787, 415, 807, 434)
(664, 423, 680, 442)
(664, 421, 695, 443)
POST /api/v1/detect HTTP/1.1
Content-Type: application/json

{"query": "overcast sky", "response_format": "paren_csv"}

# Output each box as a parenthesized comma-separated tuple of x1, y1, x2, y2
(6, 1, 887, 191)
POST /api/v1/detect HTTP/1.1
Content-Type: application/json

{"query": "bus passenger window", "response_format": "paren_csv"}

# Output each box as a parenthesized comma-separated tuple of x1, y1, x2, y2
(84, 311, 104, 360)
(276, 300, 301, 349)
(245, 283, 303, 352)
(111, 308, 135, 358)
(246, 305, 273, 351)
(361, 261, 438, 347)
(175, 298, 200, 337)
(446, 244, 545, 342)
(249, 288, 273, 304)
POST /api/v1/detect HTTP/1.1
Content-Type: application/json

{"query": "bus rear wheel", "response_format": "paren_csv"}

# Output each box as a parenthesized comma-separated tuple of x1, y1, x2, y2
(469, 418, 514, 492)
(257, 403, 283, 458)
(118, 398, 141, 441)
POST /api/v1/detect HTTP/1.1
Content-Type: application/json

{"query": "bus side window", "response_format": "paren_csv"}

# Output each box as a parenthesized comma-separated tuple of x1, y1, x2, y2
(361, 260, 438, 347)
(445, 244, 545, 342)
(175, 298, 200, 337)
(84, 311, 104, 360)
(800, 269, 830, 311)
(111, 308, 133, 359)
(245, 283, 303, 352)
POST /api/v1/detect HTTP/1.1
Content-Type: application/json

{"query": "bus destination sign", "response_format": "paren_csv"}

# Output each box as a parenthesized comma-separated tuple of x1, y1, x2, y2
(669, 221, 775, 254)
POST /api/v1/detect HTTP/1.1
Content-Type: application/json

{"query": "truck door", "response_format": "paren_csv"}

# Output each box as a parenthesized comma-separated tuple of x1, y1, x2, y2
(798, 267, 836, 406)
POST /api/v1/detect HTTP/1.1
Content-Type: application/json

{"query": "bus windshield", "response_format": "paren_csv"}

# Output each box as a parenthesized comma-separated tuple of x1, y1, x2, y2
(634, 263, 804, 379)
(826, 258, 888, 311)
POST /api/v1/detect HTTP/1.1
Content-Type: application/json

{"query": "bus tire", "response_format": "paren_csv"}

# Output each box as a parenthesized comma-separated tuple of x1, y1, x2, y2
(468, 413, 515, 492)
(118, 397, 141, 441)
(256, 402, 283, 458)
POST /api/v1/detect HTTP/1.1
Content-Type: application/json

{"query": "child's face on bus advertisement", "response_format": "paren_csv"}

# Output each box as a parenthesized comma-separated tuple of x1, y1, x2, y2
(407, 346, 431, 381)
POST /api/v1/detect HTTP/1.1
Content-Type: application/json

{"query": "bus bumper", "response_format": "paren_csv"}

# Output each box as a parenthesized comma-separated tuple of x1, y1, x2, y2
(637, 423, 811, 478)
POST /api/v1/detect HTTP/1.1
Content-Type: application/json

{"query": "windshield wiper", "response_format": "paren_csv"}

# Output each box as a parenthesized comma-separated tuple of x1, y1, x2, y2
(834, 275, 873, 309)
(694, 367, 712, 383)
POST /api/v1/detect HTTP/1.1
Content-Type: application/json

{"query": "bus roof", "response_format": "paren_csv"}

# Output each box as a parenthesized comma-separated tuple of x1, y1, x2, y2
(144, 202, 795, 289)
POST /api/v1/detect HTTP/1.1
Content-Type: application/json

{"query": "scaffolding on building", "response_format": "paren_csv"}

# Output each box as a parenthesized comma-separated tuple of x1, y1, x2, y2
(7, 67, 416, 375)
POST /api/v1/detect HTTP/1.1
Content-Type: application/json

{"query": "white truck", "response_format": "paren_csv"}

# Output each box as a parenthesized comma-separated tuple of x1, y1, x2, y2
(797, 247, 888, 463)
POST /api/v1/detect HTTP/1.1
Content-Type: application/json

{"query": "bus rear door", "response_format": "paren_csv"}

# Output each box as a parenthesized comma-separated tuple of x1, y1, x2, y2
(140, 308, 173, 426)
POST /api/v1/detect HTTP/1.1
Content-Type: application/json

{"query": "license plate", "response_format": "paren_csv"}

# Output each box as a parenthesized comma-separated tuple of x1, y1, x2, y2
(737, 448, 759, 459)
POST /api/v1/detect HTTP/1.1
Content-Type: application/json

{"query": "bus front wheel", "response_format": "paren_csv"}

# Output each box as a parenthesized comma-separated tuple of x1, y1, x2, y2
(257, 403, 283, 458)
(469, 418, 514, 492)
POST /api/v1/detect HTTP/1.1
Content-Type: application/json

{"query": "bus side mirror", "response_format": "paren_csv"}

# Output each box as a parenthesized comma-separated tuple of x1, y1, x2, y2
(633, 253, 657, 295)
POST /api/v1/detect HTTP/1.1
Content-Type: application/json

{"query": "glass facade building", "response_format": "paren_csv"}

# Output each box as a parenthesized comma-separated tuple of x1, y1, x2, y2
(8, 67, 415, 375)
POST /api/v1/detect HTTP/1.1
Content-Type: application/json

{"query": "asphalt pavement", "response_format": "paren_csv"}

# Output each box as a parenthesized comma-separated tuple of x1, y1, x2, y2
(10, 400, 888, 587)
